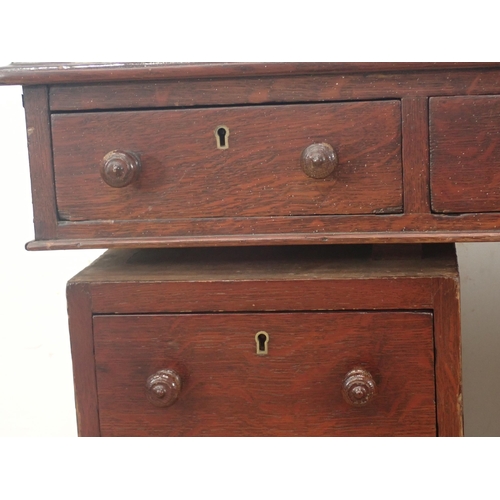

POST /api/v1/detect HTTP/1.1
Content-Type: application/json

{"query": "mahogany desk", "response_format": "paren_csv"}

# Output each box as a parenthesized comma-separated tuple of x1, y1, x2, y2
(3, 62, 498, 435)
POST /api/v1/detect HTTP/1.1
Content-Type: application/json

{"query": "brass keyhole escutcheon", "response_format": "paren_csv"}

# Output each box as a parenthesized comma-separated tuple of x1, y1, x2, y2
(215, 125, 229, 149)
(255, 331, 269, 355)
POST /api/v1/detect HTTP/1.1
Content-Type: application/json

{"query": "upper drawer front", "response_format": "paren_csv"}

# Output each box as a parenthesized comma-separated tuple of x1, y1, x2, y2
(52, 101, 402, 221)
(93, 311, 435, 437)
(430, 95, 500, 213)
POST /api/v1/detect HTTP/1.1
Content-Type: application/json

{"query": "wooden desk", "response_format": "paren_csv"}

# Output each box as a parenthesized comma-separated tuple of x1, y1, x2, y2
(2, 62, 484, 436)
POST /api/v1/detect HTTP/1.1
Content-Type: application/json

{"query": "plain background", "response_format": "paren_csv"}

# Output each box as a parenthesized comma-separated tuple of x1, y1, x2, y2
(0, 7, 498, 497)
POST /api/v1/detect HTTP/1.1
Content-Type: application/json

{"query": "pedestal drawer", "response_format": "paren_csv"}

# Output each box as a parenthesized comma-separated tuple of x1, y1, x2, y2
(93, 311, 435, 437)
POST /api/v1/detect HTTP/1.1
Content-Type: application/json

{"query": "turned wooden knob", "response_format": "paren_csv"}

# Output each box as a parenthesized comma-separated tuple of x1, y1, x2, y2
(300, 143, 338, 179)
(146, 369, 181, 408)
(342, 368, 376, 406)
(100, 150, 141, 188)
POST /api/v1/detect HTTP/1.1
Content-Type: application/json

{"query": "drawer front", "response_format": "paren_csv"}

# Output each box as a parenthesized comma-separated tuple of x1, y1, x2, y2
(430, 95, 500, 213)
(93, 312, 435, 436)
(52, 101, 402, 221)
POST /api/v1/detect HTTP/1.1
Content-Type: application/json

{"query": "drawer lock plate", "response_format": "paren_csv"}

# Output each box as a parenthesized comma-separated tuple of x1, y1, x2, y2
(255, 331, 269, 355)
(215, 125, 229, 149)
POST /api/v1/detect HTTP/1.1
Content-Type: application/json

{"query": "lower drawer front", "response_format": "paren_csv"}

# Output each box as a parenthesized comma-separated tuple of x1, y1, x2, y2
(93, 312, 435, 436)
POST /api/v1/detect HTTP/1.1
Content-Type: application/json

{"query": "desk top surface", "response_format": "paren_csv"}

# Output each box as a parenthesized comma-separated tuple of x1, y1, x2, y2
(1, 62, 499, 85)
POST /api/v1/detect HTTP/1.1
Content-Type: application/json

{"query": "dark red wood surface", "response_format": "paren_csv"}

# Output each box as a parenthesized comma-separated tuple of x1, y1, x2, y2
(77, 246, 440, 314)
(47, 68, 500, 112)
(66, 283, 100, 436)
(51, 101, 402, 221)
(431, 95, 500, 213)
(402, 97, 430, 213)
(22, 211, 500, 250)
(93, 312, 436, 437)
(67, 245, 463, 436)
(1, 62, 498, 86)
(22, 87, 57, 239)
(7, 63, 500, 247)
(89, 278, 436, 314)
(433, 276, 463, 436)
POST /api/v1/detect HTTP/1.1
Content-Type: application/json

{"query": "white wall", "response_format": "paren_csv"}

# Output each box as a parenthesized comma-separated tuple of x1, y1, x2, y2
(1, 82, 499, 436)
(0, 85, 103, 435)
(457, 244, 500, 436)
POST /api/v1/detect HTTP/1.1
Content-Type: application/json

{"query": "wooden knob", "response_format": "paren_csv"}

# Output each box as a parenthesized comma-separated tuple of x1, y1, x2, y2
(342, 368, 376, 406)
(300, 143, 338, 179)
(100, 150, 141, 188)
(146, 369, 181, 408)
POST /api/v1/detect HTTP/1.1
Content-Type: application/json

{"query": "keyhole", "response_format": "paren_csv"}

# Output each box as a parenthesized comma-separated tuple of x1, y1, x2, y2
(255, 331, 269, 356)
(218, 128, 226, 147)
(215, 125, 229, 149)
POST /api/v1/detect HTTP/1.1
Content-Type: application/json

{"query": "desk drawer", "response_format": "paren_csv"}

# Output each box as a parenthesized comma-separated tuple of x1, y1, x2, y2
(93, 311, 435, 437)
(52, 101, 402, 221)
(431, 95, 500, 213)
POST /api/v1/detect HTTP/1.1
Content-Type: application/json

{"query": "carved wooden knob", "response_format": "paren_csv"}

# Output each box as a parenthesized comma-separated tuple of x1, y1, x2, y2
(146, 369, 181, 408)
(342, 368, 376, 406)
(300, 143, 338, 179)
(100, 150, 141, 188)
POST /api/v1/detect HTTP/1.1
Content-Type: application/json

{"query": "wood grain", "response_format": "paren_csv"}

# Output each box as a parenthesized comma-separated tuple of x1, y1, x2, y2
(48, 69, 500, 111)
(1, 62, 498, 85)
(51, 101, 402, 221)
(66, 246, 442, 313)
(26, 231, 500, 250)
(66, 244, 461, 436)
(431, 95, 500, 213)
(93, 312, 436, 437)
(402, 97, 430, 213)
(22, 86, 57, 239)
(433, 276, 463, 436)
(14, 64, 500, 247)
(66, 283, 100, 436)
(21, 209, 500, 249)
(90, 278, 437, 314)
